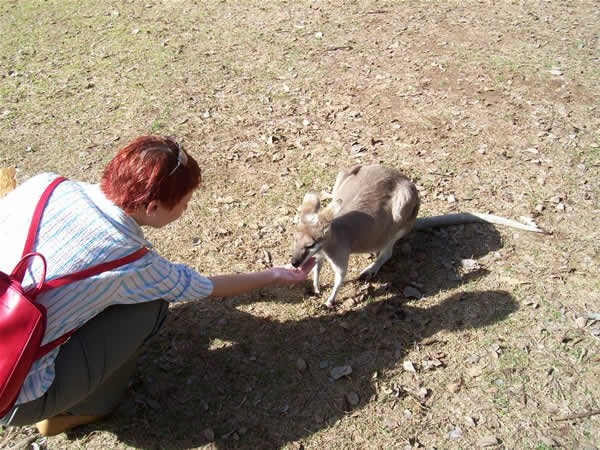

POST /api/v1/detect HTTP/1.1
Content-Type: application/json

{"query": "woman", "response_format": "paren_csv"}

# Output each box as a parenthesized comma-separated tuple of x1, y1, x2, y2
(0, 135, 313, 436)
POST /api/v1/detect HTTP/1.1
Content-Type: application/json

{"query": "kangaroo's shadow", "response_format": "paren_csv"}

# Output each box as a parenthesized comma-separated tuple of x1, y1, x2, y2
(373, 223, 503, 297)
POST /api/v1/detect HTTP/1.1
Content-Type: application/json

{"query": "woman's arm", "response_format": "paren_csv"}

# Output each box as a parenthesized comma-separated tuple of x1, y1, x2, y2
(208, 261, 314, 298)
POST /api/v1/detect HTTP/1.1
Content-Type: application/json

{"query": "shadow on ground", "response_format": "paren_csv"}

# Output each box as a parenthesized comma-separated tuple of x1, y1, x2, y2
(68, 225, 518, 449)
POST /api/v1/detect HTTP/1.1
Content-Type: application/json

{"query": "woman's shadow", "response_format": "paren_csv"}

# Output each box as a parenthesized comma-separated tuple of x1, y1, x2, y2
(83, 224, 519, 449)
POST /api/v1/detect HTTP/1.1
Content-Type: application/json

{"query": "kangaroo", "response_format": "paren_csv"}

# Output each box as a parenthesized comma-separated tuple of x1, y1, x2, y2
(290, 164, 546, 308)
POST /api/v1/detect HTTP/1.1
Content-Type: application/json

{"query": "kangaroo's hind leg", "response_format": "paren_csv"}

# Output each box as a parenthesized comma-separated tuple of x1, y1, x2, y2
(358, 227, 411, 280)
(359, 182, 419, 280)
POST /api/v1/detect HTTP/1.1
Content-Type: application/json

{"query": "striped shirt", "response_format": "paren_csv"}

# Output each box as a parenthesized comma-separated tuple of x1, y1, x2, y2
(0, 173, 213, 404)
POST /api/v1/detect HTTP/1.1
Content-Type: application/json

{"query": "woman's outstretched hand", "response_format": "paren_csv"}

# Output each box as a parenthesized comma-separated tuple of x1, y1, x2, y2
(208, 258, 316, 298)
(270, 258, 316, 285)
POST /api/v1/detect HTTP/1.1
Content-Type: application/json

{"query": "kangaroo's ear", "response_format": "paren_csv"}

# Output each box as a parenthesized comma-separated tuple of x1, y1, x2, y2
(319, 198, 341, 220)
(300, 191, 321, 215)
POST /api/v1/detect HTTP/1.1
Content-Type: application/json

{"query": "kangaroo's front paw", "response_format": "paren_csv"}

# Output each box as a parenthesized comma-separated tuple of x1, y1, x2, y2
(323, 300, 336, 309)
(307, 287, 321, 297)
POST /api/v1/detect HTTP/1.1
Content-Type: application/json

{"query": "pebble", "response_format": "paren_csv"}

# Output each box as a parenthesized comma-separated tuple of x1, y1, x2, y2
(296, 358, 307, 371)
(477, 435, 499, 447)
(330, 365, 352, 380)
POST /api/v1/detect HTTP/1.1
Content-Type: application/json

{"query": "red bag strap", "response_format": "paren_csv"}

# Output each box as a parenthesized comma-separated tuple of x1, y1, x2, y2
(38, 247, 149, 293)
(21, 177, 67, 259)
(13, 177, 67, 282)
(11, 253, 48, 297)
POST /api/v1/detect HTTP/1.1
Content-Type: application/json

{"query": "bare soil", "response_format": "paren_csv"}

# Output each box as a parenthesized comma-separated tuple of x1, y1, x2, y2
(1, 1, 598, 449)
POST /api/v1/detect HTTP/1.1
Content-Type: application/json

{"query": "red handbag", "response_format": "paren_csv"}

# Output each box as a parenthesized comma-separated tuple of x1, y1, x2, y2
(0, 177, 148, 417)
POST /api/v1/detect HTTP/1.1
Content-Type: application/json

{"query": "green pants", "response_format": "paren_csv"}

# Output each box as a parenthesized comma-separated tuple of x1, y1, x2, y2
(1, 299, 168, 426)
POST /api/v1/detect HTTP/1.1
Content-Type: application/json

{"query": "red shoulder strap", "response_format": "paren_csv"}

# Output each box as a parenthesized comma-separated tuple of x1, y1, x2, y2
(39, 247, 149, 293)
(22, 177, 67, 258)
(14, 177, 67, 282)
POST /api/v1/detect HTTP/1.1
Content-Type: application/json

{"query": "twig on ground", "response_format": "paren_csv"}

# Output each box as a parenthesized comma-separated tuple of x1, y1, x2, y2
(553, 409, 600, 422)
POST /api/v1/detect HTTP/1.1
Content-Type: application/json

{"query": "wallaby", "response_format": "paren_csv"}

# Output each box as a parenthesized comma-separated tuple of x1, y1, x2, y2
(290, 164, 545, 308)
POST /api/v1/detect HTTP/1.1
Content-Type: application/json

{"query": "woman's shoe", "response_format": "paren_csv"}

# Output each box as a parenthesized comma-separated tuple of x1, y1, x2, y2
(35, 413, 102, 436)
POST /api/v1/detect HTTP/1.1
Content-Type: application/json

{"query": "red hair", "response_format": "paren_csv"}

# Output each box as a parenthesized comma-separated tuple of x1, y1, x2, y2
(101, 135, 201, 213)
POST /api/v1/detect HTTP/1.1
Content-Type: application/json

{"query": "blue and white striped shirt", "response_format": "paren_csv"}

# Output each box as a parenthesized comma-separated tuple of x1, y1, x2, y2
(0, 173, 213, 404)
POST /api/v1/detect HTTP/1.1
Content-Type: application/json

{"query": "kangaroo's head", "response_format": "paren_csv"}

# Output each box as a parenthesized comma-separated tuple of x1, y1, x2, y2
(290, 191, 337, 268)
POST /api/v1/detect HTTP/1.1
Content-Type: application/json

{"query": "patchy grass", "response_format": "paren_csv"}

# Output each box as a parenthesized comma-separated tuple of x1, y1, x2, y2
(1, 0, 599, 449)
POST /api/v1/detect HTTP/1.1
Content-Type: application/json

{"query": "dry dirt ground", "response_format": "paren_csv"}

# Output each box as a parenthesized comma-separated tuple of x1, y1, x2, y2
(1, 1, 599, 449)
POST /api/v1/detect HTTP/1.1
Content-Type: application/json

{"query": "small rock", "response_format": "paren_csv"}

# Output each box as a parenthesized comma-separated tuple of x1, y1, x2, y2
(575, 316, 587, 328)
(464, 416, 476, 427)
(416, 387, 429, 399)
(422, 358, 443, 370)
(461, 258, 480, 272)
(477, 435, 499, 447)
(448, 426, 462, 439)
(296, 358, 307, 371)
(403, 286, 422, 299)
(447, 382, 462, 393)
(217, 196, 235, 204)
(467, 366, 484, 378)
(402, 360, 416, 373)
(330, 365, 352, 380)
